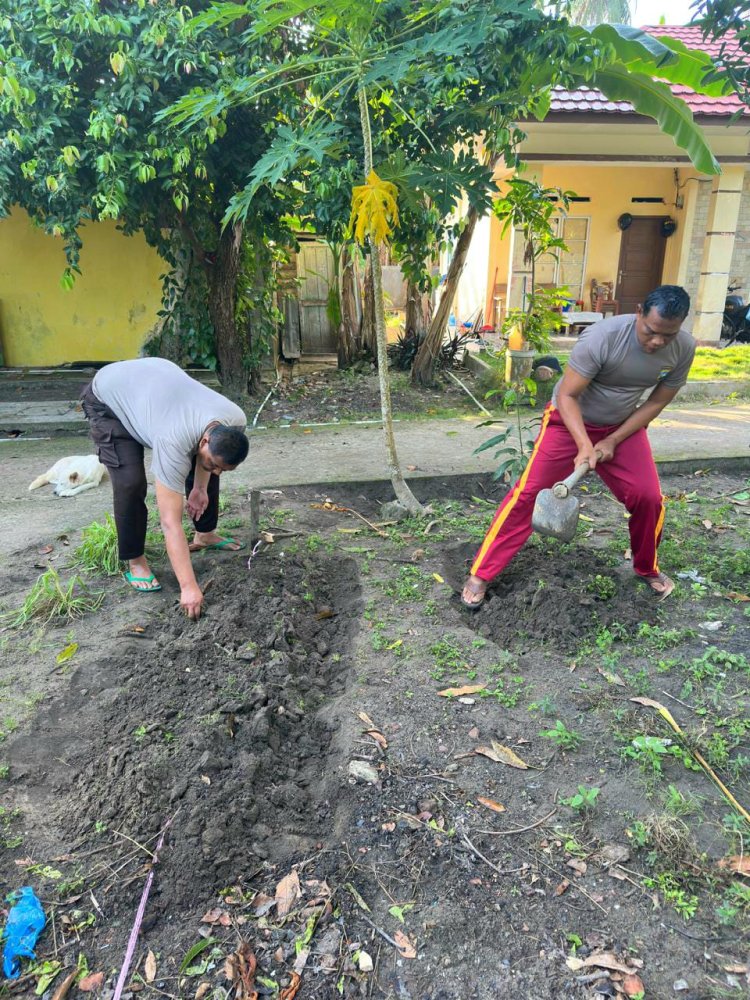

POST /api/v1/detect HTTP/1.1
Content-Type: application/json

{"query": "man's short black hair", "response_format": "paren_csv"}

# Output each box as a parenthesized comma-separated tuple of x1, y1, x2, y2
(643, 285, 690, 321)
(207, 425, 249, 466)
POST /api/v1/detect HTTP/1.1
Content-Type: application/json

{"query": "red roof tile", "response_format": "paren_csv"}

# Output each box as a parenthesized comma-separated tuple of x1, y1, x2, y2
(549, 24, 749, 117)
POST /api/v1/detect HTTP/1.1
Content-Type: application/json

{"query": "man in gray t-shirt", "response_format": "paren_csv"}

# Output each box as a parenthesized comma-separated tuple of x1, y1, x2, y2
(81, 358, 249, 619)
(462, 285, 696, 609)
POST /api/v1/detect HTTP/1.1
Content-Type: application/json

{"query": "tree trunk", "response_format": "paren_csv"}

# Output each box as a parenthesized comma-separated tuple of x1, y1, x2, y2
(360, 254, 377, 357)
(207, 221, 248, 400)
(404, 277, 430, 338)
(411, 207, 479, 387)
(339, 243, 359, 368)
(357, 86, 423, 516)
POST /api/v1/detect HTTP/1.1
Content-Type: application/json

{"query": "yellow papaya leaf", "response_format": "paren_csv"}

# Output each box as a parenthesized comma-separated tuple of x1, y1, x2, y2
(349, 170, 399, 245)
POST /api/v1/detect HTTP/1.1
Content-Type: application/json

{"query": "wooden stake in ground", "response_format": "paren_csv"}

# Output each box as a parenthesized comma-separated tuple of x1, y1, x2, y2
(249, 489, 261, 544)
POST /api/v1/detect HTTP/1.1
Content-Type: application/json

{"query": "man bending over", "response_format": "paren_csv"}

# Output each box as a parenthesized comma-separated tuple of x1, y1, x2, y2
(462, 285, 696, 610)
(81, 358, 249, 619)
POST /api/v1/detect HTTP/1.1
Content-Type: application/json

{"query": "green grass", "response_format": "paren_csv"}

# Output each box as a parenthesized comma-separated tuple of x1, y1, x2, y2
(691, 346, 750, 381)
(2, 568, 104, 629)
(73, 514, 121, 576)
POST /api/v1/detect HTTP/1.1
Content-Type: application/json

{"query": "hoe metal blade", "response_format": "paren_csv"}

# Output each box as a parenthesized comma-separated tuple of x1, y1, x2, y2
(532, 488, 580, 542)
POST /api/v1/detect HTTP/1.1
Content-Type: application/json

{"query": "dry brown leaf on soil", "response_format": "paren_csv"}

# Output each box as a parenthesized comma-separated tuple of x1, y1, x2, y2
(725, 591, 750, 602)
(393, 930, 417, 959)
(597, 666, 626, 686)
(582, 951, 640, 974)
(365, 729, 388, 750)
(723, 962, 748, 974)
(718, 855, 750, 875)
(555, 880, 570, 896)
(224, 943, 258, 1000)
(144, 950, 157, 983)
(474, 741, 529, 769)
(566, 859, 587, 876)
(623, 973, 645, 996)
(566, 956, 585, 972)
(477, 796, 506, 814)
(78, 973, 105, 993)
(438, 684, 486, 698)
(357, 711, 377, 730)
(280, 972, 302, 1000)
(201, 907, 231, 926)
(50, 970, 79, 1000)
(195, 984, 211, 1000)
(275, 870, 301, 918)
(38, 545, 54, 555)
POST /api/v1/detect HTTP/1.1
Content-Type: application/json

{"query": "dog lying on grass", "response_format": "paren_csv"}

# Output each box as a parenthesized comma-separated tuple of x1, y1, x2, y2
(28, 455, 107, 497)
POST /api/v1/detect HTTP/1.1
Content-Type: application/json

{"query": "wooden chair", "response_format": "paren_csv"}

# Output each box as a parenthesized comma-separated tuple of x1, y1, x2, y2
(589, 279, 620, 317)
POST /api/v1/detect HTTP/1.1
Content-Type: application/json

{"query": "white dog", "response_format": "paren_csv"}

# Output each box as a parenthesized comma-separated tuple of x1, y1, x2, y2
(29, 455, 107, 497)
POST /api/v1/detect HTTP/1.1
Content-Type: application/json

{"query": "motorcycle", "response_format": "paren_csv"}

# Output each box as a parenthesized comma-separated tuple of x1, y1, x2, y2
(721, 282, 750, 346)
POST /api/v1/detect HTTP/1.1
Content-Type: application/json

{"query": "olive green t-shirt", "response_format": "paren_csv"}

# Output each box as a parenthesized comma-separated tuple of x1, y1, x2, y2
(551, 314, 695, 426)
(93, 358, 247, 492)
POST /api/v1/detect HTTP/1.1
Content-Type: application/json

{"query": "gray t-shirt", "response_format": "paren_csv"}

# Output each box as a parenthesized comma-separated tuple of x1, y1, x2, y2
(93, 358, 247, 492)
(551, 314, 695, 426)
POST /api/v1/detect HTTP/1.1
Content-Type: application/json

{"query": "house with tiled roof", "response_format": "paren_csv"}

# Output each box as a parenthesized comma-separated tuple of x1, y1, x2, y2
(460, 26, 750, 343)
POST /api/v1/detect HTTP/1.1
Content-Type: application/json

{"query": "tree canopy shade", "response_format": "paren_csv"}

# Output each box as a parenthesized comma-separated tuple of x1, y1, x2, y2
(0, 0, 294, 396)
(567, 0, 632, 26)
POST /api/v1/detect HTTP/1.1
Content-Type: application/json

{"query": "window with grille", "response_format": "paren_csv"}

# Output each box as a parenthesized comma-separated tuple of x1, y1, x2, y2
(509, 216, 590, 309)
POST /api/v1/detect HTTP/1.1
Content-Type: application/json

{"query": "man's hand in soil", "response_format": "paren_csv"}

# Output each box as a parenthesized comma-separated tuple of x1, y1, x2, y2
(181, 583, 204, 620)
(186, 485, 209, 521)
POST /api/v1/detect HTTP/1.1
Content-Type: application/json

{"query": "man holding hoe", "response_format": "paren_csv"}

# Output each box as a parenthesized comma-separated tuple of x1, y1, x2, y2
(81, 358, 249, 620)
(462, 285, 696, 609)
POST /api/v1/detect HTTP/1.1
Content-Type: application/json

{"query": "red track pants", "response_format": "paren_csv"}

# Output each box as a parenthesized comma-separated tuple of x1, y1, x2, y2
(471, 406, 665, 582)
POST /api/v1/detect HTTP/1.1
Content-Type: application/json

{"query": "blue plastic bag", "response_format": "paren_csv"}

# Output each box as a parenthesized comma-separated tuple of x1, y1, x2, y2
(2, 887, 45, 979)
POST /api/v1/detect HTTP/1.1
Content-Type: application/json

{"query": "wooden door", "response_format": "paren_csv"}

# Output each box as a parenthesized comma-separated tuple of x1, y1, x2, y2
(296, 242, 337, 354)
(615, 217, 667, 314)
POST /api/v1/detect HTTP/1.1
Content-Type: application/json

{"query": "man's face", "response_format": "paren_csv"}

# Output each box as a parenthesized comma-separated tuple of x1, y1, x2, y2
(635, 305, 683, 353)
(197, 440, 236, 476)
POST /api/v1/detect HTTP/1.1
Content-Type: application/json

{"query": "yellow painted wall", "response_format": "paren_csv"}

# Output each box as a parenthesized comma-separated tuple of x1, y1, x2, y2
(0, 208, 164, 366)
(485, 165, 690, 309)
(539, 165, 683, 296)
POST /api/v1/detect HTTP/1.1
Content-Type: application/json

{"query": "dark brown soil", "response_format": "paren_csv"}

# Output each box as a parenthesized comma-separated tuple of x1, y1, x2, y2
(1, 471, 749, 1000)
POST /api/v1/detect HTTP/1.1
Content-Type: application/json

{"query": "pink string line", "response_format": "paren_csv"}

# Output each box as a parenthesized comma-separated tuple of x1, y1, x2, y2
(112, 816, 174, 1000)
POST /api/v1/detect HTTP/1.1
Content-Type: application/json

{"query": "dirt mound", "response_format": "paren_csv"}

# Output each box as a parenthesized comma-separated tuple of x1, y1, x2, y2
(444, 541, 658, 652)
(36, 553, 361, 911)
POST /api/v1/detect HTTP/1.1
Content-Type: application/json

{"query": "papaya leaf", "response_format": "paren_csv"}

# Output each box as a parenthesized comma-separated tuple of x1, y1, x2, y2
(349, 170, 399, 244)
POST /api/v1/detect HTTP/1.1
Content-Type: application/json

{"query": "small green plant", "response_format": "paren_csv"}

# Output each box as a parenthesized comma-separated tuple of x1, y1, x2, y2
(561, 785, 600, 813)
(528, 695, 557, 716)
(621, 735, 699, 775)
(541, 720, 583, 751)
(587, 574, 616, 601)
(133, 724, 147, 741)
(73, 515, 121, 576)
(642, 872, 698, 920)
(716, 881, 750, 925)
(2, 568, 104, 629)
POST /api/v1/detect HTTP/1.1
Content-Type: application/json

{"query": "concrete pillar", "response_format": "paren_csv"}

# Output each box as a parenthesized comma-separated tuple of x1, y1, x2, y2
(692, 166, 746, 343)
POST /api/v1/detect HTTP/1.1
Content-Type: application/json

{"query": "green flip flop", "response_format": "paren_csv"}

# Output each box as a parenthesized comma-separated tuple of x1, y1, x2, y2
(123, 571, 162, 592)
(194, 536, 246, 552)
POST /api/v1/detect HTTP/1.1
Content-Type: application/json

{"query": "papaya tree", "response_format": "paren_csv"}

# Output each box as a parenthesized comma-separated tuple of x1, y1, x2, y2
(0, 0, 295, 397)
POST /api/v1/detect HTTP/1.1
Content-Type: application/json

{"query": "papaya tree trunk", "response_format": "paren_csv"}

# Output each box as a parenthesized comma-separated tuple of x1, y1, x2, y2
(357, 86, 423, 515)
(411, 206, 479, 387)
(206, 221, 249, 400)
(360, 254, 376, 357)
(339, 242, 359, 367)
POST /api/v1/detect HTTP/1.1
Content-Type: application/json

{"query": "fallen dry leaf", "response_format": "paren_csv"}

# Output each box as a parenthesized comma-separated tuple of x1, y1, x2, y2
(38, 545, 54, 555)
(275, 870, 301, 918)
(357, 711, 377, 730)
(555, 880, 570, 896)
(224, 943, 258, 1000)
(78, 972, 104, 993)
(725, 591, 750, 602)
(201, 907, 231, 926)
(718, 855, 750, 875)
(432, 573, 445, 584)
(280, 972, 302, 999)
(723, 963, 748, 974)
(566, 858, 587, 876)
(438, 684, 485, 698)
(468, 726, 479, 739)
(195, 984, 211, 1000)
(582, 951, 638, 975)
(51, 970, 79, 1000)
(623, 973, 645, 996)
(597, 666, 626, 686)
(144, 951, 157, 983)
(477, 796, 506, 814)
(382, 821, 396, 832)
(393, 930, 417, 959)
(566, 956, 585, 972)
(365, 729, 388, 750)
(474, 741, 529, 769)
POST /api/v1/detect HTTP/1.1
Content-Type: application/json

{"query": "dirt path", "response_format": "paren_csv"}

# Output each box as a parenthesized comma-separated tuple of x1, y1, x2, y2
(1, 471, 749, 999)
